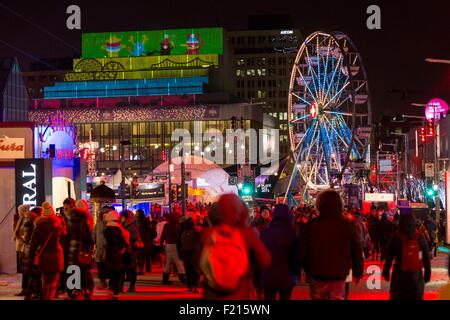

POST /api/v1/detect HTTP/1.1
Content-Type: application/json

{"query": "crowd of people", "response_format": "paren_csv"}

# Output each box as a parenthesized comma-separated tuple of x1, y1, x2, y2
(12, 190, 439, 300)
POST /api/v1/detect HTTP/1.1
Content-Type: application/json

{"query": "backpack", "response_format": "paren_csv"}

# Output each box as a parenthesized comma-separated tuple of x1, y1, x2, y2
(199, 225, 249, 293)
(400, 232, 423, 272)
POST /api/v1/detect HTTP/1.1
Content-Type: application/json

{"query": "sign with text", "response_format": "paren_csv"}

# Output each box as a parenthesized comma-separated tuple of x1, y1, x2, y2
(425, 163, 434, 177)
(0, 138, 25, 159)
(15, 159, 53, 208)
(365, 193, 395, 202)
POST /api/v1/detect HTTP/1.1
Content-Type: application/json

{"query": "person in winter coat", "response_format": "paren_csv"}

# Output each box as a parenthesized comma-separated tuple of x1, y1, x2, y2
(299, 190, 364, 300)
(368, 211, 380, 260)
(135, 209, 156, 274)
(202, 194, 271, 300)
(423, 215, 437, 258)
(120, 209, 140, 292)
(93, 206, 111, 289)
(378, 213, 395, 262)
(260, 204, 300, 300)
(383, 213, 431, 300)
(14, 204, 31, 296)
(20, 207, 41, 300)
(104, 210, 129, 300)
(57, 197, 75, 296)
(65, 199, 95, 299)
(179, 217, 201, 292)
(160, 211, 186, 284)
(29, 202, 66, 300)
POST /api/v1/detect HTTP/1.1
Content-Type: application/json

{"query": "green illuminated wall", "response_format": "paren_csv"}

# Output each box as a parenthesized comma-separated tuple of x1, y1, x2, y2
(82, 28, 223, 58)
(65, 54, 219, 81)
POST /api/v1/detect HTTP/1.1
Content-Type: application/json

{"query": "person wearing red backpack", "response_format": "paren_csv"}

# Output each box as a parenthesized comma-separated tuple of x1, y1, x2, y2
(200, 194, 271, 300)
(382, 213, 431, 300)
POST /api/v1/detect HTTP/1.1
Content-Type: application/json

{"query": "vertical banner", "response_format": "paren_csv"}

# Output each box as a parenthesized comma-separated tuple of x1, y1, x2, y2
(15, 159, 53, 208)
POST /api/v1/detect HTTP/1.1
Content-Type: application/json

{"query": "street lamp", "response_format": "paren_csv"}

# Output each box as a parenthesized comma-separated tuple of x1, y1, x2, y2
(119, 129, 131, 209)
(425, 58, 450, 65)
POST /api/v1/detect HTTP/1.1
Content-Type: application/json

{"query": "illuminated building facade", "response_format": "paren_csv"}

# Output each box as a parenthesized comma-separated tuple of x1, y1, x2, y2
(28, 27, 278, 176)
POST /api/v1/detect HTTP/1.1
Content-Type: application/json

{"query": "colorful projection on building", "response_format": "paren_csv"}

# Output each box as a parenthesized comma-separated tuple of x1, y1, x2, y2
(82, 28, 223, 58)
(65, 54, 218, 81)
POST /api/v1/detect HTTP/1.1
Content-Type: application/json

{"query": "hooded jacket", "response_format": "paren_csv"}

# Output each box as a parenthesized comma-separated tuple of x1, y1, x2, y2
(161, 212, 181, 245)
(29, 215, 65, 273)
(104, 211, 128, 271)
(299, 199, 364, 281)
(261, 204, 300, 289)
(66, 208, 94, 266)
(202, 194, 271, 300)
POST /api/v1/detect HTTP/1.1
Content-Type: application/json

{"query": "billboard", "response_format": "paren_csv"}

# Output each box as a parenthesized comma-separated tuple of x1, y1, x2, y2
(82, 28, 223, 58)
(15, 159, 53, 207)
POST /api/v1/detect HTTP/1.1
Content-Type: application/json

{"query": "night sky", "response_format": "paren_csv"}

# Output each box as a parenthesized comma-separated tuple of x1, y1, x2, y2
(0, 0, 449, 120)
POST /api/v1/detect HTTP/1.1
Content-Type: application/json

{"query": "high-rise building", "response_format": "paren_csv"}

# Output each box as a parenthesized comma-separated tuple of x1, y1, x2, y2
(220, 27, 302, 155)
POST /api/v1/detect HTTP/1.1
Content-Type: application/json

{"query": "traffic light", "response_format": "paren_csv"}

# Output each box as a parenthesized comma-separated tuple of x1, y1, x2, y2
(427, 120, 434, 137)
(419, 127, 426, 142)
(170, 185, 177, 202)
(426, 184, 437, 198)
(242, 184, 252, 195)
(176, 184, 182, 201)
(231, 116, 237, 130)
(161, 149, 167, 162)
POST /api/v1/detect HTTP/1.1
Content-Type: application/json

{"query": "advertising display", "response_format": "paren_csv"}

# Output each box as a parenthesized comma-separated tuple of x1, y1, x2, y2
(0, 122, 34, 165)
(364, 193, 395, 202)
(0, 138, 25, 159)
(15, 158, 53, 208)
(82, 28, 223, 58)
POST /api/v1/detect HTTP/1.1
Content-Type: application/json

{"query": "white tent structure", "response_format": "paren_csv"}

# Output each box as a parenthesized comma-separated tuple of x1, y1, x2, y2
(152, 155, 238, 202)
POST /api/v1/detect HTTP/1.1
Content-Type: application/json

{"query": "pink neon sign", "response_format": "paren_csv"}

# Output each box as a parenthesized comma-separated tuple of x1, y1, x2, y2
(425, 98, 448, 120)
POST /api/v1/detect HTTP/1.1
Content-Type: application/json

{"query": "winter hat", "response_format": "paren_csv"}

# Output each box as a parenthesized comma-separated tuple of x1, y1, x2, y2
(18, 204, 31, 216)
(42, 202, 55, 216)
(104, 210, 120, 223)
(76, 199, 90, 212)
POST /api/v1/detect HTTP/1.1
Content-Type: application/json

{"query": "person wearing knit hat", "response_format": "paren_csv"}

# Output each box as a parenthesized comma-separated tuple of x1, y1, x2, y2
(30, 201, 65, 300)
(42, 202, 55, 216)
(14, 204, 31, 296)
(65, 200, 95, 299)
(104, 210, 130, 300)
(76, 199, 90, 212)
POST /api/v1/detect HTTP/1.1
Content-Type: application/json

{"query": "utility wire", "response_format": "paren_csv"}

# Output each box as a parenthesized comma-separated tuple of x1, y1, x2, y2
(0, 39, 58, 70)
(0, 2, 80, 54)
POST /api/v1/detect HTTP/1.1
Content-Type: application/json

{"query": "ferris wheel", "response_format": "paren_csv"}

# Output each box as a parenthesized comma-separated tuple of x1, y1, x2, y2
(285, 31, 372, 202)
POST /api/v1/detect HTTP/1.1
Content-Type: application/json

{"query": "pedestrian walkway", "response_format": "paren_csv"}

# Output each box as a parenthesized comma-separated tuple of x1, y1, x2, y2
(0, 253, 448, 300)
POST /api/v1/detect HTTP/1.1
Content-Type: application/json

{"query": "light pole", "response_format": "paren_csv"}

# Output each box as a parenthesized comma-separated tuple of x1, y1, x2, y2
(425, 58, 450, 65)
(120, 128, 131, 209)
(411, 104, 441, 233)
(390, 132, 408, 198)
